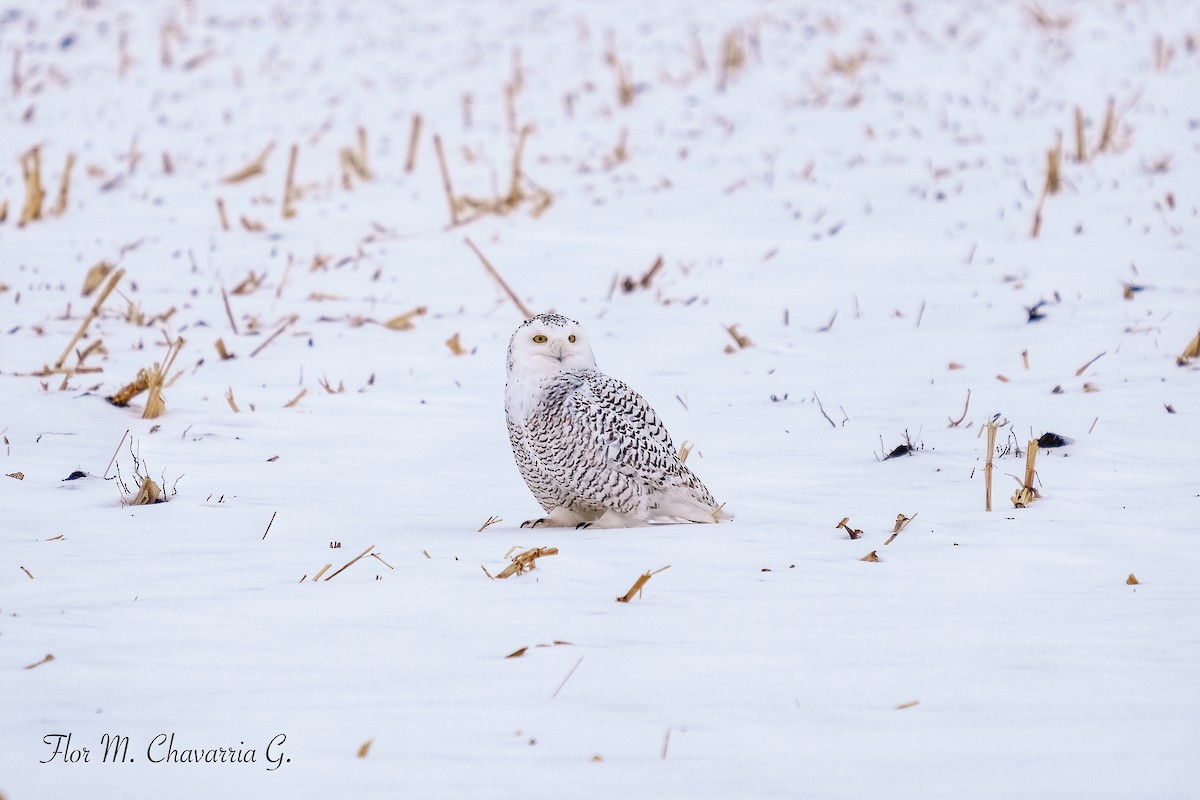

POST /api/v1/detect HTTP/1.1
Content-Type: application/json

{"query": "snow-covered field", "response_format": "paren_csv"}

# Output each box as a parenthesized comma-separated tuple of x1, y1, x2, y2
(2, 1, 1198, 797)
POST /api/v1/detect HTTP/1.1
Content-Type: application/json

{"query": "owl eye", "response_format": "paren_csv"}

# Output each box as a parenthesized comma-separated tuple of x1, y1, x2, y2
(532, 334, 548, 344)
(568, 334, 576, 343)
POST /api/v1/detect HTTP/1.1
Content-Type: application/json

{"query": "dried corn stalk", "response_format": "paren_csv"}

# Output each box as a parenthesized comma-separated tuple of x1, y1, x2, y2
(1011, 440, 1040, 507)
(495, 546, 558, 579)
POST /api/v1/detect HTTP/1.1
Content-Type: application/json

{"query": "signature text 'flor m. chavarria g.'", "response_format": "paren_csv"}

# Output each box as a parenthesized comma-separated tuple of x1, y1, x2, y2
(41, 732, 290, 770)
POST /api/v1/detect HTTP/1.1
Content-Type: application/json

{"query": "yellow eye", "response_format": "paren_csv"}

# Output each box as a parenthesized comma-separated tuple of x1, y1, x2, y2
(532, 334, 548, 343)
(568, 334, 576, 343)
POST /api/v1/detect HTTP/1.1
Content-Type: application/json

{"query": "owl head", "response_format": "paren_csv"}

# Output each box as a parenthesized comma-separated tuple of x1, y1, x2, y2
(506, 313, 597, 377)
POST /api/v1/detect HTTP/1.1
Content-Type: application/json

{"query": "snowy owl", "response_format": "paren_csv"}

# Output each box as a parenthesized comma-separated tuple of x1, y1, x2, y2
(504, 313, 729, 529)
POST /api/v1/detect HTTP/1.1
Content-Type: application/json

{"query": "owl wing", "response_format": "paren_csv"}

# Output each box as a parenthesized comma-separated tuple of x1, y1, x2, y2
(543, 370, 684, 508)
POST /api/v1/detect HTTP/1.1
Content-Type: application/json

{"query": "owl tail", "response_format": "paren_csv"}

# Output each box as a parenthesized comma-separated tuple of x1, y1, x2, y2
(652, 494, 733, 524)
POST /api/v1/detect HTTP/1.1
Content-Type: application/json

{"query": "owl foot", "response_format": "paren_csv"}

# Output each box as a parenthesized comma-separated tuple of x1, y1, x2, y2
(575, 509, 643, 529)
(520, 506, 589, 528)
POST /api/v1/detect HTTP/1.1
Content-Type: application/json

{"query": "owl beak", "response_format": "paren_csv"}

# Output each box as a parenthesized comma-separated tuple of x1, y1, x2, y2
(548, 339, 568, 362)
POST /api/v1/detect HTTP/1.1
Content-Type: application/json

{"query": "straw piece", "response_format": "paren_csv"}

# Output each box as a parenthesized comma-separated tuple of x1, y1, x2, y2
(82, 261, 115, 297)
(405, 114, 422, 173)
(324, 544, 375, 581)
(433, 135, 459, 226)
(383, 306, 427, 330)
(50, 153, 76, 217)
(616, 565, 670, 602)
(249, 315, 298, 358)
(1011, 440, 1040, 507)
(54, 268, 124, 370)
(465, 238, 534, 318)
(495, 546, 558, 579)
(18, 146, 45, 226)
(282, 143, 299, 219)
(23, 653, 54, 670)
(221, 142, 275, 183)
(984, 419, 999, 511)
(1176, 329, 1200, 365)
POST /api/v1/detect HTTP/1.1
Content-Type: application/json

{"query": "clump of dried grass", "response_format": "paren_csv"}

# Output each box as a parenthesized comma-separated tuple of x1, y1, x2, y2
(111, 441, 177, 506)
(106, 337, 185, 419)
(435, 125, 553, 226)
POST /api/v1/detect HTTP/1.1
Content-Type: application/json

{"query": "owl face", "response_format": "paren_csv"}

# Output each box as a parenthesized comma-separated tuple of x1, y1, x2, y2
(507, 313, 597, 376)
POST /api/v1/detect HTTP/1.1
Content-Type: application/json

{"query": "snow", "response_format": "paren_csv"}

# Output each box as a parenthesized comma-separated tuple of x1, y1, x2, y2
(2, 0, 1198, 797)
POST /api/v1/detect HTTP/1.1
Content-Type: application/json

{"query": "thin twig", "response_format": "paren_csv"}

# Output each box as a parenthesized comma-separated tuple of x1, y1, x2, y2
(221, 287, 238, 335)
(54, 268, 124, 369)
(1075, 351, 1106, 376)
(250, 315, 298, 358)
(465, 238, 533, 318)
(813, 391, 836, 428)
(948, 389, 971, 427)
(433, 135, 458, 226)
(551, 656, 584, 699)
(262, 511, 277, 540)
(102, 429, 130, 479)
(324, 544, 375, 581)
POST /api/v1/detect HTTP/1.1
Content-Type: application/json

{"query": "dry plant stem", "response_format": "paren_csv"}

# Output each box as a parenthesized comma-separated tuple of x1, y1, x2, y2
(102, 429, 131, 479)
(54, 268, 125, 370)
(18, 147, 45, 225)
(948, 389, 971, 427)
(405, 114, 422, 173)
(985, 420, 998, 511)
(324, 544, 375, 581)
(23, 654, 54, 670)
(221, 142, 274, 183)
(250, 315, 298, 358)
(1012, 441, 1040, 506)
(551, 656, 584, 699)
(281, 144, 298, 219)
(1097, 99, 1116, 153)
(283, 388, 307, 408)
(221, 288, 238, 334)
(813, 391, 836, 428)
(496, 546, 558, 579)
(142, 337, 185, 419)
(1074, 106, 1087, 162)
(1179, 329, 1200, 364)
(216, 198, 230, 230)
(433, 135, 459, 225)
(884, 512, 917, 545)
(51, 153, 76, 216)
(311, 564, 332, 582)
(616, 565, 670, 603)
(1075, 351, 1106, 376)
(465, 238, 534, 318)
(262, 511, 277, 539)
